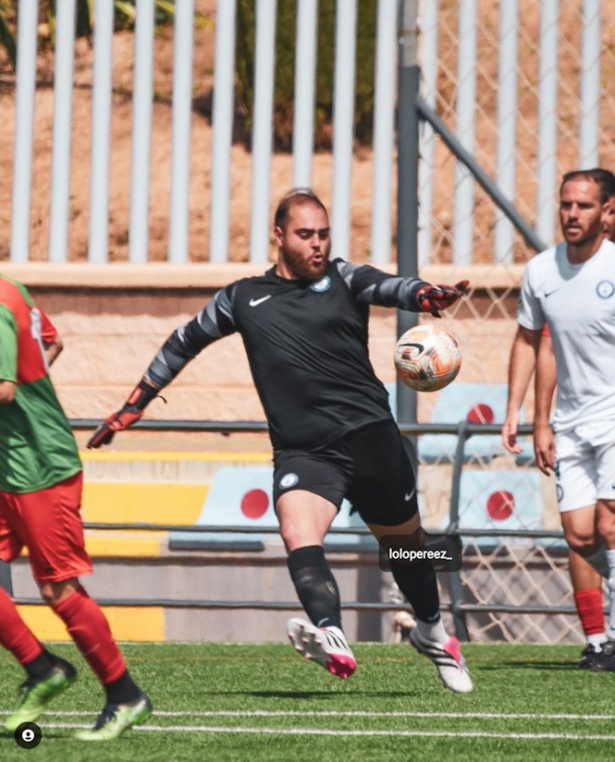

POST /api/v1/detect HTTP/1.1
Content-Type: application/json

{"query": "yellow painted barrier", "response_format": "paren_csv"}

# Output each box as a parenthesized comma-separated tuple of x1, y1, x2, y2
(81, 482, 209, 524)
(17, 605, 165, 642)
(84, 531, 167, 557)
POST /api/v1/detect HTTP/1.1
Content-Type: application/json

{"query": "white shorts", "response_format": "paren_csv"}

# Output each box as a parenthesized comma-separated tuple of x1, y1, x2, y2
(554, 420, 615, 512)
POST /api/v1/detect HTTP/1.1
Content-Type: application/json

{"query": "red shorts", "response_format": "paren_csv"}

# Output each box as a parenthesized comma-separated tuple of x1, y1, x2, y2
(0, 472, 93, 583)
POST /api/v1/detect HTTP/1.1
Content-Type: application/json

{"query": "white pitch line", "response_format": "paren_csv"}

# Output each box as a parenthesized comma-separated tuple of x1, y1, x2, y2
(40, 723, 615, 740)
(2, 709, 615, 721)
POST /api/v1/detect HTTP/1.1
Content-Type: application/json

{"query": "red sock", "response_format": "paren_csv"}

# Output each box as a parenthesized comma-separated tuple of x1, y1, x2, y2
(0, 585, 43, 665)
(53, 586, 126, 684)
(574, 588, 605, 636)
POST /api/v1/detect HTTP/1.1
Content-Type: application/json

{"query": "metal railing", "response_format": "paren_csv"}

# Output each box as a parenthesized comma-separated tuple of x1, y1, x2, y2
(2, 419, 576, 643)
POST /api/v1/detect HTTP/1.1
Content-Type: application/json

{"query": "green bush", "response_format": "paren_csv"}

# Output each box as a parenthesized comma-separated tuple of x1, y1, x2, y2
(235, 0, 377, 151)
(0, 0, 177, 70)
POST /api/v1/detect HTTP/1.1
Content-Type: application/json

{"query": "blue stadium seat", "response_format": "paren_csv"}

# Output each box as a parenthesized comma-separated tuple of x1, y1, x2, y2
(440, 469, 544, 548)
(417, 382, 534, 464)
(169, 467, 274, 551)
(169, 466, 376, 551)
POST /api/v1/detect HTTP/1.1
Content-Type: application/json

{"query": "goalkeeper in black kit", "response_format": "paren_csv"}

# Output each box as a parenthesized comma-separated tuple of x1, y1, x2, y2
(89, 189, 472, 693)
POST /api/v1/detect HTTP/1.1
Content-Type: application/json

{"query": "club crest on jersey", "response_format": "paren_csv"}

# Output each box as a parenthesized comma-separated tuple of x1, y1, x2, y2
(310, 276, 331, 293)
(596, 280, 615, 299)
(279, 473, 299, 489)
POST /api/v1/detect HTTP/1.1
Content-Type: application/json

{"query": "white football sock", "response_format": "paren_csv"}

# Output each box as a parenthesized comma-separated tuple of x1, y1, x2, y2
(587, 632, 607, 651)
(417, 617, 448, 644)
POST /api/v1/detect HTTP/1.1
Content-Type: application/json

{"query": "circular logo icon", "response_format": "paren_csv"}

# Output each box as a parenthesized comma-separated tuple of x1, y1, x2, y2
(556, 484, 564, 504)
(14, 722, 42, 749)
(279, 473, 299, 489)
(596, 280, 615, 299)
(310, 276, 331, 293)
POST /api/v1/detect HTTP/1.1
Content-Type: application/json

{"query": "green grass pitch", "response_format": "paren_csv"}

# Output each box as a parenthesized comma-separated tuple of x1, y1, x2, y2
(0, 642, 613, 761)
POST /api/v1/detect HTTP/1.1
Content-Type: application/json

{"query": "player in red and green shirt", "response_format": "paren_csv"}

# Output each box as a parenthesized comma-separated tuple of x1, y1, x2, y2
(0, 275, 151, 740)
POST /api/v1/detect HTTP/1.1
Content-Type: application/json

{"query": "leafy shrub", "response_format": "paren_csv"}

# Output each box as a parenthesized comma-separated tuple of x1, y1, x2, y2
(235, 0, 377, 151)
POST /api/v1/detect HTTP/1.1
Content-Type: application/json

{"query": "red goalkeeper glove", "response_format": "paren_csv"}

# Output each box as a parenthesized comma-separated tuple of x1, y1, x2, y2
(416, 280, 469, 317)
(87, 380, 159, 449)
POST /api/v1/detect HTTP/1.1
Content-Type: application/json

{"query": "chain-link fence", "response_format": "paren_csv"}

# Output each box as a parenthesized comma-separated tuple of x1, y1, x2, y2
(415, 0, 609, 394)
(411, 428, 591, 645)
(411, 0, 615, 643)
(387, 542, 589, 645)
(419, 0, 615, 268)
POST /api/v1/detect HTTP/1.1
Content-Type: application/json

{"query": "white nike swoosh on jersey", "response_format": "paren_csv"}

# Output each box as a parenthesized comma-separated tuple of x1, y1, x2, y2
(249, 295, 272, 307)
(404, 492, 414, 501)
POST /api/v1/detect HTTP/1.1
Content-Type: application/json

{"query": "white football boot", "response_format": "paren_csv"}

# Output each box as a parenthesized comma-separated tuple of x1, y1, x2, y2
(409, 627, 473, 693)
(287, 618, 357, 679)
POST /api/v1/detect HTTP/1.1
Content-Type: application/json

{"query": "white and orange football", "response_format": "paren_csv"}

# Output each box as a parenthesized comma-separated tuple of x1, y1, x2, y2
(394, 324, 462, 392)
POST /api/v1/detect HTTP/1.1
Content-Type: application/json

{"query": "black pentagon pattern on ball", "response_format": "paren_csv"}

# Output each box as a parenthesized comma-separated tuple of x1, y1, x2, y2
(394, 325, 462, 392)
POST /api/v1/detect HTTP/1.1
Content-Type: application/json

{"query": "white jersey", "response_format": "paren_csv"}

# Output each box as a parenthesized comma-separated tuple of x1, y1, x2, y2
(517, 239, 615, 433)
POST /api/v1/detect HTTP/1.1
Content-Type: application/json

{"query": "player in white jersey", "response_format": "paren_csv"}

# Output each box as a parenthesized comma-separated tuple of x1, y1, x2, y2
(503, 169, 615, 451)
(503, 169, 615, 668)
(512, 170, 615, 669)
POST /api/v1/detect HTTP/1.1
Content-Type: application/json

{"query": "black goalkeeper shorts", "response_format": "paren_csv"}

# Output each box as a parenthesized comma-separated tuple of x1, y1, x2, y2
(272, 420, 418, 527)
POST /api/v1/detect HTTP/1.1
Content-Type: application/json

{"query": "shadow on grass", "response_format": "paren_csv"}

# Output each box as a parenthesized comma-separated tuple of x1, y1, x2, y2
(212, 689, 420, 699)
(479, 660, 580, 671)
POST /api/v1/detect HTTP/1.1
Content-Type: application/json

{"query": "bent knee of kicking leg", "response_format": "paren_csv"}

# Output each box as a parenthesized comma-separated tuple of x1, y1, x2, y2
(280, 526, 308, 551)
(279, 516, 327, 551)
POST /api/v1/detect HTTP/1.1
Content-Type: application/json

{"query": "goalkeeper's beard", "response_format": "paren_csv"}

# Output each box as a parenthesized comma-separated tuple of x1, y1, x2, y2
(280, 244, 330, 282)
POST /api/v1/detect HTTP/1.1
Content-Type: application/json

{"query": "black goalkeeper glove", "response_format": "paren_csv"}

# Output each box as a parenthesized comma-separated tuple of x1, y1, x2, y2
(87, 380, 159, 449)
(416, 280, 470, 317)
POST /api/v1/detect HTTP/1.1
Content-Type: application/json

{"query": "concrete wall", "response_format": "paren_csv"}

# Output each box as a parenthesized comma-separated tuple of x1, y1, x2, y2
(10, 550, 581, 644)
(10, 550, 391, 644)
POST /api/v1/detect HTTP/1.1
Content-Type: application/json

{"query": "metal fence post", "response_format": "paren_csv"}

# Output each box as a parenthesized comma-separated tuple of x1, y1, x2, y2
(396, 0, 420, 459)
(447, 420, 471, 641)
(10, 0, 38, 263)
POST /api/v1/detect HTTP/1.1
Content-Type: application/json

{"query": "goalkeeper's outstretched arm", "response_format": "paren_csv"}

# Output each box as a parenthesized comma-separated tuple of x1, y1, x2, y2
(86, 378, 160, 448)
(87, 285, 238, 449)
(333, 260, 469, 317)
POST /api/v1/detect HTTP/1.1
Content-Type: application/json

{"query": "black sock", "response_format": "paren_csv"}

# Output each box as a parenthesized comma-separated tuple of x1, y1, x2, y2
(24, 649, 56, 680)
(287, 545, 342, 630)
(388, 534, 441, 623)
(104, 669, 140, 705)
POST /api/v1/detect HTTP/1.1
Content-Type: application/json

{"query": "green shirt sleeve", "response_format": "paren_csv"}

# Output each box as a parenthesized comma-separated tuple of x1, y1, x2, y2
(0, 304, 18, 383)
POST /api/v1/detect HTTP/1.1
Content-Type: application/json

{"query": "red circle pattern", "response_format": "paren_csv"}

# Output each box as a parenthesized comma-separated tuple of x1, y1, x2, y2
(466, 403, 495, 424)
(486, 490, 515, 521)
(240, 489, 270, 519)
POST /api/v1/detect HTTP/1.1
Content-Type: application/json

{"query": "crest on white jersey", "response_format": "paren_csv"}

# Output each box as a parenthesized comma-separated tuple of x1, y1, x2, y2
(596, 280, 615, 299)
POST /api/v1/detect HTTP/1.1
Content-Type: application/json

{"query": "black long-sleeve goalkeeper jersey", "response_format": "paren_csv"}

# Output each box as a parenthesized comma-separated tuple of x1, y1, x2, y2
(145, 259, 428, 450)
